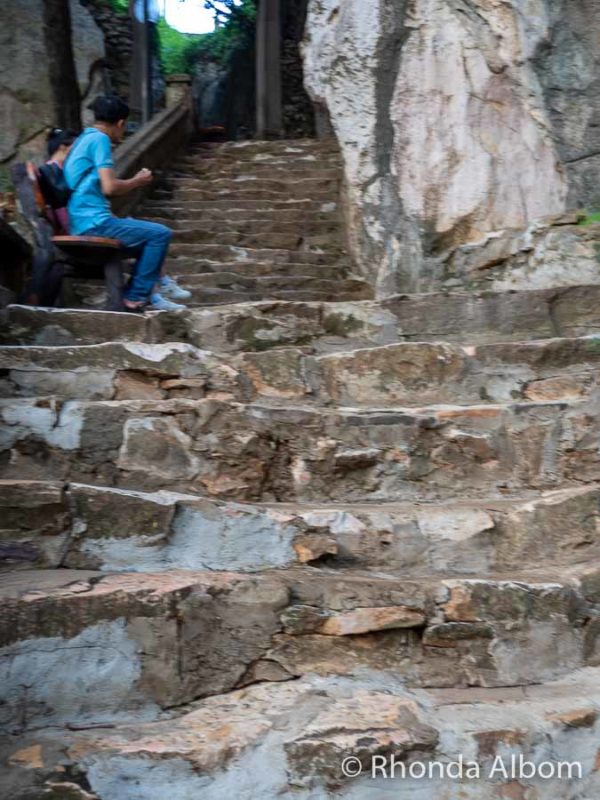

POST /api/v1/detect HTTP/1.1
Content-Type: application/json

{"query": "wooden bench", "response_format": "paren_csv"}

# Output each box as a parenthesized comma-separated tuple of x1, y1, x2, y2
(11, 162, 127, 311)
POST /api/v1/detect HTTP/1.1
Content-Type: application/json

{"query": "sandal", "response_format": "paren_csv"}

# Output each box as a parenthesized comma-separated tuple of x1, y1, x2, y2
(122, 299, 148, 314)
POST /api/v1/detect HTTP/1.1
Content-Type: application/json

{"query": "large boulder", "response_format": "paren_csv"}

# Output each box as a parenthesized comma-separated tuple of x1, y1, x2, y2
(303, 0, 600, 295)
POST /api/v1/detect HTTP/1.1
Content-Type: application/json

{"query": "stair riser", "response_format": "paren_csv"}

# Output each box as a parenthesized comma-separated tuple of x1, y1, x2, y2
(166, 261, 348, 279)
(242, 338, 600, 406)
(0, 568, 591, 734)
(142, 209, 340, 223)
(158, 189, 339, 202)
(172, 167, 341, 181)
(3, 336, 597, 406)
(169, 231, 342, 250)
(143, 218, 342, 235)
(5, 288, 600, 350)
(0, 343, 229, 402)
(143, 199, 338, 212)
(1, 397, 599, 502)
(4, 481, 598, 579)
(168, 244, 346, 264)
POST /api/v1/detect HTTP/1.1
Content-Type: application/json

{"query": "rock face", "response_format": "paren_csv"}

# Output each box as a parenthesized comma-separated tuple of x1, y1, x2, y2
(0, 0, 105, 166)
(303, 0, 600, 295)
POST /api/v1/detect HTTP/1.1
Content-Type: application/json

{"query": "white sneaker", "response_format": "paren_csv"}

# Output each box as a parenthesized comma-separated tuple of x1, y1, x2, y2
(159, 275, 192, 301)
(149, 293, 186, 311)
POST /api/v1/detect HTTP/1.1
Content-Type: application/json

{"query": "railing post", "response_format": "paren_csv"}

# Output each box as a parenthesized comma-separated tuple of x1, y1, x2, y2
(256, 0, 283, 138)
(165, 74, 192, 109)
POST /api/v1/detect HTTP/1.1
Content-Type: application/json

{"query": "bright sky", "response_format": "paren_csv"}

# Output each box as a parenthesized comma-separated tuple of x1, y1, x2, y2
(164, 0, 216, 34)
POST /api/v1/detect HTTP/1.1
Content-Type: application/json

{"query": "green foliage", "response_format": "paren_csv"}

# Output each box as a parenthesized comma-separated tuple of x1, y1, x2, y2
(107, 0, 129, 14)
(579, 210, 600, 226)
(157, 0, 256, 75)
(156, 19, 202, 75)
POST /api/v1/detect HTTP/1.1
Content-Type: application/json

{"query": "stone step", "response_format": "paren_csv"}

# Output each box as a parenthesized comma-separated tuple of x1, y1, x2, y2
(5, 285, 600, 351)
(0, 481, 335, 572)
(143, 198, 338, 213)
(3, 333, 594, 407)
(3, 479, 598, 578)
(241, 335, 600, 406)
(0, 563, 595, 736)
(140, 206, 339, 223)
(166, 259, 348, 279)
(180, 273, 363, 292)
(4, 665, 598, 798)
(186, 287, 372, 306)
(168, 229, 341, 252)
(1, 395, 598, 502)
(181, 285, 600, 354)
(181, 153, 342, 169)
(167, 176, 340, 194)
(171, 164, 341, 179)
(172, 166, 341, 182)
(159, 187, 339, 203)
(0, 306, 155, 346)
(184, 276, 372, 304)
(189, 139, 341, 158)
(142, 217, 341, 236)
(167, 242, 346, 263)
(0, 342, 232, 400)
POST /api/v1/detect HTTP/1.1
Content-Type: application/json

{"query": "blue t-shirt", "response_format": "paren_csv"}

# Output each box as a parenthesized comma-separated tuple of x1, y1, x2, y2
(64, 128, 114, 235)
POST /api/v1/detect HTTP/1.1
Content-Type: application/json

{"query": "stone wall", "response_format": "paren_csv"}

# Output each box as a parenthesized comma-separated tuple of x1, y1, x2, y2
(0, 0, 105, 171)
(281, 0, 314, 138)
(303, 0, 600, 296)
(78, 0, 133, 98)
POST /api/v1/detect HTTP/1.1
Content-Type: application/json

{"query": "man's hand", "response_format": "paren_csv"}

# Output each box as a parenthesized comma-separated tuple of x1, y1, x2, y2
(99, 166, 153, 197)
(134, 168, 153, 187)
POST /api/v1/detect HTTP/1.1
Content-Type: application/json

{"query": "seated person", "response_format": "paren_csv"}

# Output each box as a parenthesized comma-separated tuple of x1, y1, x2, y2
(21, 127, 78, 306)
(64, 93, 190, 312)
(45, 127, 78, 234)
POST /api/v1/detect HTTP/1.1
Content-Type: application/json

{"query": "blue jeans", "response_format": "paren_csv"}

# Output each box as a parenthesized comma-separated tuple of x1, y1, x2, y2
(85, 216, 172, 302)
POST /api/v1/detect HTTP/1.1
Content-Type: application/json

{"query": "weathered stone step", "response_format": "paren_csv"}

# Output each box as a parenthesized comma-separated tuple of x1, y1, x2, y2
(171, 167, 341, 183)
(3, 333, 594, 407)
(184, 276, 371, 302)
(181, 285, 600, 354)
(168, 242, 346, 263)
(144, 198, 339, 214)
(141, 206, 339, 223)
(186, 287, 373, 306)
(167, 175, 339, 192)
(166, 258, 348, 279)
(1, 395, 598, 502)
(181, 153, 342, 169)
(3, 479, 598, 578)
(241, 336, 600, 406)
(0, 481, 335, 572)
(161, 187, 338, 203)
(143, 216, 340, 236)
(0, 342, 231, 400)
(5, 285, 600, 351)
(0, 563, 595, 736)
(169, 229, 340, 252)
(180, 273, 361, 292)
(0, 306, 158, 346)
(5, 665, 598, 798)
(143, 198, 337, 213)
(189, 139, 341, 158)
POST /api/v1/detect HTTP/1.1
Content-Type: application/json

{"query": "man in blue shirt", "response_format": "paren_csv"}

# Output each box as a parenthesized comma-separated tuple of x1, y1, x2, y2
(65, 94, 190, 311)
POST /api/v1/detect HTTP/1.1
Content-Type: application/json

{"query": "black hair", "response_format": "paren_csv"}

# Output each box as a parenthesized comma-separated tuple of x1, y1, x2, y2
(89, 94, 130, 124)
(47, 127, 78, 158)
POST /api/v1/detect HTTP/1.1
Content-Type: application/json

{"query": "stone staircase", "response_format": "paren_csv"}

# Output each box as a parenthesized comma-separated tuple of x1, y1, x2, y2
(2, 141, 600, 799)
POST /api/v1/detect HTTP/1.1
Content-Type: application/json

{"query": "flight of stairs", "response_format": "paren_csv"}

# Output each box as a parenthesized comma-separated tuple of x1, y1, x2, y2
(2, 141, 600, 799)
